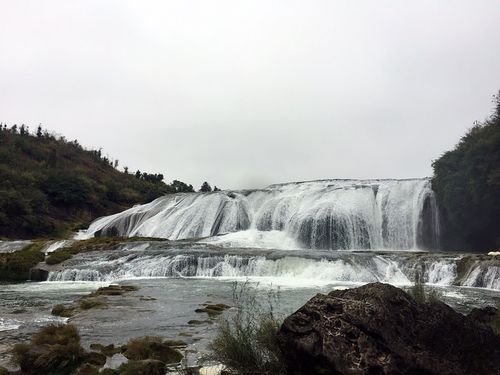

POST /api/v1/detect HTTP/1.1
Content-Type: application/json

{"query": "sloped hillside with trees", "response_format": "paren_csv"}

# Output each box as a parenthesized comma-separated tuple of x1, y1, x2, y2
(0, 124, 193, 239)
(432, 93, 500, 251)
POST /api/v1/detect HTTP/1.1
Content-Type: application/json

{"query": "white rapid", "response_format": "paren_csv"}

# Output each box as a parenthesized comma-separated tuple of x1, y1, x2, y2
(47, 240, 492, 288)
(79, 179, 440, 251)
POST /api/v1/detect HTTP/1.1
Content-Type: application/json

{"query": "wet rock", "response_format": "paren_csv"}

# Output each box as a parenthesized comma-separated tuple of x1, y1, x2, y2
(75, 363, 100, 375)
(196, 303, 231, 317)
(118, 359, 165, 375)
(278, 282, 500, 375)
(122, 336, 183, 365)
(468, 305, 497, 324)
(11, 309, 27, 314)
(102, 353, 128, 370)
(188, 319, 213, 325)
(90, 343, 121, 357)
(84, 351, 107, 366)
(51, 304, 75, 317)
(468, 305, 500, 334)
(28, 267, 49, 281)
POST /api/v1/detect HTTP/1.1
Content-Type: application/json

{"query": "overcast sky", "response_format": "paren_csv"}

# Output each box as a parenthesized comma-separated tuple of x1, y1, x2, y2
(1, 1, 499, 189)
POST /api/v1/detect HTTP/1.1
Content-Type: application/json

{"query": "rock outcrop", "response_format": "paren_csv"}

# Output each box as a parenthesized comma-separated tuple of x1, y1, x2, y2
(278, 282, 500, 375)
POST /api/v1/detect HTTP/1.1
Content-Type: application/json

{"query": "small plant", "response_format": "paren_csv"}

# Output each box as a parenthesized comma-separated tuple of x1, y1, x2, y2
(207, 281, 286, 375)
(408, 280, 442, 303)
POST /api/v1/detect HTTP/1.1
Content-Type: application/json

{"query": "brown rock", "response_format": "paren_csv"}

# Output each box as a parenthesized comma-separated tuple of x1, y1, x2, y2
(277, 282, 500, 375)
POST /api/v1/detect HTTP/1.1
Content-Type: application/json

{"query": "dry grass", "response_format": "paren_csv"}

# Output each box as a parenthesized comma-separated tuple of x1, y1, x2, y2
(11, 324, 85, 374)
(122, 336, 183, 365)
(408, 281, 442, 303)
(207, 282, 286, 375)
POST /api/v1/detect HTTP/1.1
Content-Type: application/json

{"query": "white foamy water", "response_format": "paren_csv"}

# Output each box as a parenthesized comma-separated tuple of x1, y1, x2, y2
(42, 240, 74, 254)
(78, 179, 440, 251)
(463, 265, 500, 290)
(47, 250, 474, 289)
(201, 229, 301, 250)
(0, 240, 31, 254)
(0, 317, 21, 332)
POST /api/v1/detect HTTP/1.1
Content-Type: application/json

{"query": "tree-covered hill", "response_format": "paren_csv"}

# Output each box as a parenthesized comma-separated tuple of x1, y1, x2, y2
(432, 93, 500, 251)
(0, 124, 193, 239)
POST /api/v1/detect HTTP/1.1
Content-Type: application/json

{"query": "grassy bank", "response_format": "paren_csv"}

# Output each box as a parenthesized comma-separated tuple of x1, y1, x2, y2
(0, 241, 46, 281)
(45, 237, 165, 265)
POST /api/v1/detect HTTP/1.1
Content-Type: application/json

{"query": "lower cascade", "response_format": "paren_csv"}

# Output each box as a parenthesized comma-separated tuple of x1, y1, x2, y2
(46, 244, 500, 290)
(79, 179, 440, 251)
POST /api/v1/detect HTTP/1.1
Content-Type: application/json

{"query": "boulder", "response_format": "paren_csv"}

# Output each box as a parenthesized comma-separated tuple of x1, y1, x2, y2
(277, 282, 500, 375)
(28, 267, 49, 281)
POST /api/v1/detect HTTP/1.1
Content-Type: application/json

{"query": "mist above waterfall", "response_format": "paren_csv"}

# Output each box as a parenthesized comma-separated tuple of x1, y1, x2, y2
(80, 178, 440, 251)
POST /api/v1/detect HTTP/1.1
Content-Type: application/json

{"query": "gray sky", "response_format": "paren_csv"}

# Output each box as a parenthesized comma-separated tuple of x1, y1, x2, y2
(1, 1, 500, 190)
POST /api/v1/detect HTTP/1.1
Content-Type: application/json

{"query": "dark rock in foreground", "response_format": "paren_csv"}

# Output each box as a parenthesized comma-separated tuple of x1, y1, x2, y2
(278, 282, 500, 375)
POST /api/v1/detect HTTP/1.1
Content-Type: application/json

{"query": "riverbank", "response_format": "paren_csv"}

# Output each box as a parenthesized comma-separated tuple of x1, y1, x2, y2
(1, 281, 499, 374)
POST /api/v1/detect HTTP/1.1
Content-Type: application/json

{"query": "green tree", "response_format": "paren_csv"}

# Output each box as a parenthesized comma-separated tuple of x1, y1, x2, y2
(200, 181, 212, 192)
(432, 91, 500, 250)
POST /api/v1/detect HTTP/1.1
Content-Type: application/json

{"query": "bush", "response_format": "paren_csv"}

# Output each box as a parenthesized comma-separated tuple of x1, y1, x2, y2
(207, 282, 286, 375)
(46, 251, 72, 265)
(51, 304, 75, 317)
(432, 92, 500, 250)
(78, 298, 106, 310)
(408, 281, 442, 303)
(122, 336, 183, 364)
(11, 324, 85, 375)
(0, 241, 45, 281)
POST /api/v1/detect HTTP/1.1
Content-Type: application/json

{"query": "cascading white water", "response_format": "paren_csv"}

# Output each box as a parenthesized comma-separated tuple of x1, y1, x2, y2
(79, 179, 440, 251)
(47, 246, 478, 287)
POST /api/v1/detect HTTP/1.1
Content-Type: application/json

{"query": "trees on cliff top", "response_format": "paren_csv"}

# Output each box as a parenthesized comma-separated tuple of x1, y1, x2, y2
(432, 91, 500, 251)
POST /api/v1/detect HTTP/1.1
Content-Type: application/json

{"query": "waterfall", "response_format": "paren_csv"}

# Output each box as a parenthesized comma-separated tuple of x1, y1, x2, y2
(46, 249, 500, 290)
(79, 179, 440, 251)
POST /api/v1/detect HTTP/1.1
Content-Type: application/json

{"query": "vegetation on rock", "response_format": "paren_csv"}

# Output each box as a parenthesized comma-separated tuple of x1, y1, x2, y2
(11, 324, 86, 375)
(407, 281, 442, 303)
(122, 336, 183, 364)
(432, 92, 500, 251)
(0, 241, 45, 281)
(45, 237, 163, 265)
(10, 324, 184, 375)
(51, 285, 139, 317)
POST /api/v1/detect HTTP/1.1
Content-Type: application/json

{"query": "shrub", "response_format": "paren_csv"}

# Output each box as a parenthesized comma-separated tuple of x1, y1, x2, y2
(122, 336, 183, 364)
(207, 282, 286, 375)
(11, 324, 85, 375)
(51, 304, 75, 317)
(78, 298, 105, 310)
(46, 251, 72, 265)
(408, 281, 442, 303)
(0, 241, 45, 281)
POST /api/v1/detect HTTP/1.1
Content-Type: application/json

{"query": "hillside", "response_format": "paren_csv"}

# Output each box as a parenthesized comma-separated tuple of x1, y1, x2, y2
(0, 125, 193, 239)
(432, 92, 500, 251)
